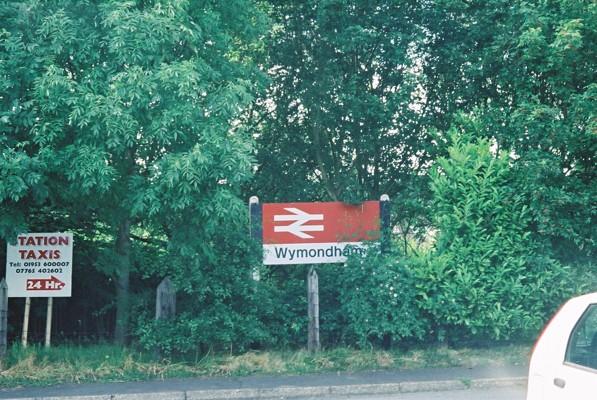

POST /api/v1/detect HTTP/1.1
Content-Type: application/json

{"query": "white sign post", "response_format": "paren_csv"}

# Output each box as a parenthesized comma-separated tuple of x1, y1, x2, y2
(5, 233, 73, 347)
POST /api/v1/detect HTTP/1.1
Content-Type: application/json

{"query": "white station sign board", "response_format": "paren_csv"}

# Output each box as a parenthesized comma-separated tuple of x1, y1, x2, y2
(257, 201, 383, 265)
(5, 232, 73, 297)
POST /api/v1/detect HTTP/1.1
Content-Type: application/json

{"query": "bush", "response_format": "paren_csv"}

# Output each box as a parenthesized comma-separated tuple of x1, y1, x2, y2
(416, 135, 573, 342)
(337, 250, 427, 348)
(135, 232, 279, 354)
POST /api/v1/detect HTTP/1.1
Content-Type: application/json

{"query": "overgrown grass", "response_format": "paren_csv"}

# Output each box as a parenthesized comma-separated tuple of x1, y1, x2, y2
(0, 343, 531, 388)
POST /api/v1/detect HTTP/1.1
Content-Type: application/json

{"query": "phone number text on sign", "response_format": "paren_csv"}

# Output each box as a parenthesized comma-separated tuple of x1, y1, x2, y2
(5, 233, 73, 298)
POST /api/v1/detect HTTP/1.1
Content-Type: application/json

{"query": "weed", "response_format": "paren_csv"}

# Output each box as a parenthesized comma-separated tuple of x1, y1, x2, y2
(0, 343, 531, 388)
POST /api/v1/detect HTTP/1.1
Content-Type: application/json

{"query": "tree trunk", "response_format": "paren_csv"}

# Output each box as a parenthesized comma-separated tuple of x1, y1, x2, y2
(114, 218, 131, 346)
(311, 121, 339, 201)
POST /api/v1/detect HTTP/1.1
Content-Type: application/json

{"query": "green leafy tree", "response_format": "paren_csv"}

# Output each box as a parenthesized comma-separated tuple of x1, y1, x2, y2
(0, 0, 269, 344)
(250, 1, 438, 217)
(421, 0, 597, 265)
(418, 135, 572, 341)
(497, 2, 596, 265)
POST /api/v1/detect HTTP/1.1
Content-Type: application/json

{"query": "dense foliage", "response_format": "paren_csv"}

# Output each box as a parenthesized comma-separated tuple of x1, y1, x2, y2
(1, 0, 595, 353)
(338, 251, 427, 347)
(1, 0, 269, 345)
(418, 135, 573, 341)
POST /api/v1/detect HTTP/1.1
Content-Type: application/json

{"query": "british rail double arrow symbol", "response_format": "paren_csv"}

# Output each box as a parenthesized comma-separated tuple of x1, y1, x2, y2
(274, 208, 324, 239)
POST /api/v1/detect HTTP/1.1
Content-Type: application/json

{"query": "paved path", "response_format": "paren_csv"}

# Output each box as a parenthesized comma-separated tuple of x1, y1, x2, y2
(1, 364, 528, 399)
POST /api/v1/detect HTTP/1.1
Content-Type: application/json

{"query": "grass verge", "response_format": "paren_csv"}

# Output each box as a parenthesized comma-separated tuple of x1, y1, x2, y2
(0, 343, 531, 388)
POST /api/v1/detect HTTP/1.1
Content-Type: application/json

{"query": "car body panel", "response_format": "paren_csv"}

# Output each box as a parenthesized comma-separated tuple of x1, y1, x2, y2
(526, 292, 597, 400)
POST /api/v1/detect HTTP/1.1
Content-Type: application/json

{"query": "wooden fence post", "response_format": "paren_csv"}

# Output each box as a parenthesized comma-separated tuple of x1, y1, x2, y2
(0, 279, 8, 358)
(156, 277, 176, 357)
(307, 267, 320, 353)
(45, 297, 53, 348)
(156, 277, 176, 321)
(21, 297, 31, 347)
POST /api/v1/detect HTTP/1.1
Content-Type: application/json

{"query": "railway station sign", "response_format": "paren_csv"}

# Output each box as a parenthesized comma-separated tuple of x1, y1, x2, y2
(250, 198, 390, 265)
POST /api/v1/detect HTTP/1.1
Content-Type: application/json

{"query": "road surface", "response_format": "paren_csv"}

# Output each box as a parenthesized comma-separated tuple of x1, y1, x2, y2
(305, 386, 526, 400)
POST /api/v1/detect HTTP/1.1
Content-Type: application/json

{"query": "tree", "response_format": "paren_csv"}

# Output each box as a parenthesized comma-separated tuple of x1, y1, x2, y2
(0, 0, 269, 344)
(250, 1, 438, 222)
(418, 135, 572, 341)
(494, 1, 596, 265)
(420, 0, 597, 265)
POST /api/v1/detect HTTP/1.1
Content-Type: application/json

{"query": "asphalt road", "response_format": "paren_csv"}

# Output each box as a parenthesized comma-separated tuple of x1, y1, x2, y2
(2, 364, 528, 400)
(319, 386, 526, 400)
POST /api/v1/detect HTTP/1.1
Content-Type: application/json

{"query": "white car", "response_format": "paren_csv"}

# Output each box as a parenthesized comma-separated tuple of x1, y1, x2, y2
(527, 292, 597, 399)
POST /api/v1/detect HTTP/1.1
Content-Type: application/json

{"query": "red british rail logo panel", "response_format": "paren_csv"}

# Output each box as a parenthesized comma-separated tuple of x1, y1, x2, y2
(262, 201, 380, 245)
